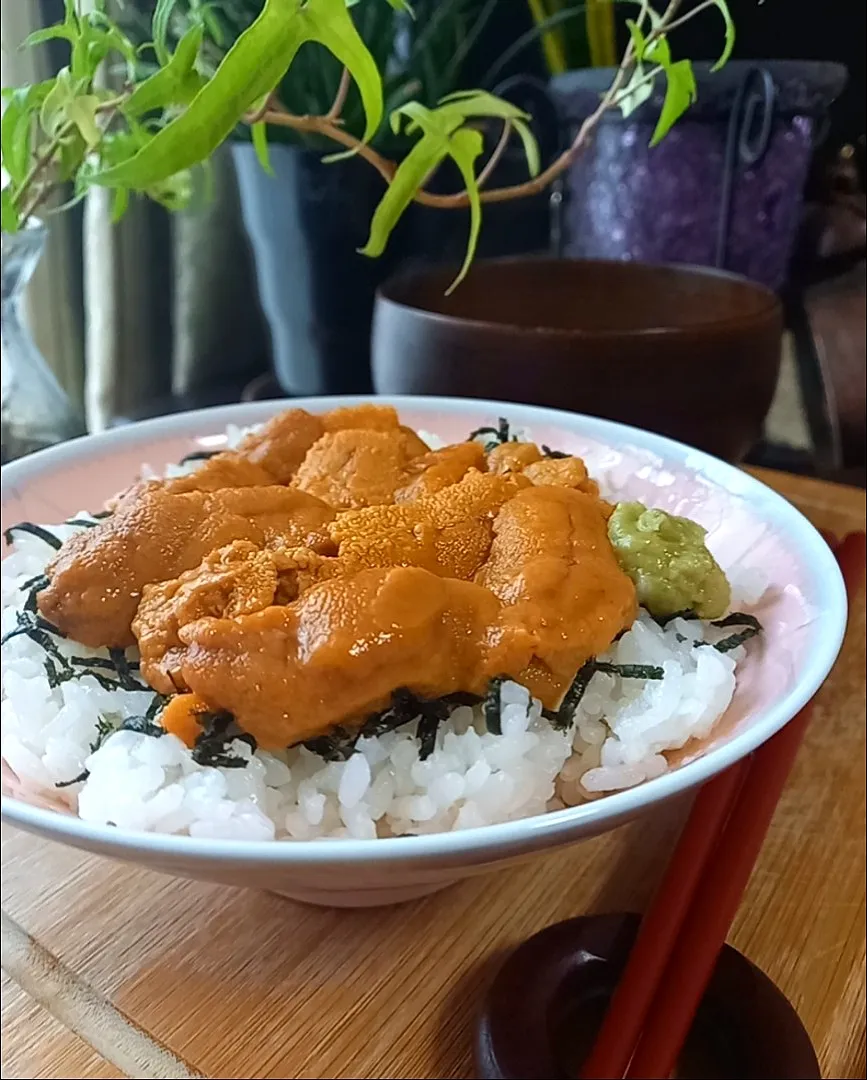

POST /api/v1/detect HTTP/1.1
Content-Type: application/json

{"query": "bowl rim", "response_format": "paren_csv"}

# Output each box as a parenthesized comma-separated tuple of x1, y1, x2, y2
(0, 395, 847, 867)
(375, 257, 782, 341)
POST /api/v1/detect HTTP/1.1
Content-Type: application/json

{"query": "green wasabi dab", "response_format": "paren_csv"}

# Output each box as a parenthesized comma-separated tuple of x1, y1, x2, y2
(608, 502, 731, 620)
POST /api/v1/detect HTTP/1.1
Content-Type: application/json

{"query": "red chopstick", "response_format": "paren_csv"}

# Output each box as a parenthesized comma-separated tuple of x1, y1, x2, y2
(581, 530, 865, 1080)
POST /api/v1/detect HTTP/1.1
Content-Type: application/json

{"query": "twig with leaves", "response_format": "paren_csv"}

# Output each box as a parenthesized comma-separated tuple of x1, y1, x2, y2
(1, 0, 733, 292)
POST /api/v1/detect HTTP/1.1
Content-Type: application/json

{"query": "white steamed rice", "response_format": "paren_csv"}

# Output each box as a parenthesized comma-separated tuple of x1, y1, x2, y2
(0, 425, 763, 841)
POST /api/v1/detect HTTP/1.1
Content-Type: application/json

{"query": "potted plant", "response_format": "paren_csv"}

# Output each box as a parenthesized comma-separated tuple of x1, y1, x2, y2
(1, 0, 730, 460)
(148, 0, 567, 397)
(529, 5, 847, 290)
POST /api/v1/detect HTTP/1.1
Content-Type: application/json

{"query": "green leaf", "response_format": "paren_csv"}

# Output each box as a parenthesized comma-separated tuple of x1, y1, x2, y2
(39, 69, 79, 138)
(644, 34, 672, 69)
(301, 0, 384, 143)
(1, 187, 21, 234)
(433, 89, 540, 178)
(111, 187, 130, 223)
(625, 18, 647, 61)
(152, 0, 179, 66)
(124, 24, 205, 118)
(70, 14, 138, 82)
(1, 84, 51, 187)
(56, 130, 88, 182)
(360, 134, 450, 258)
(21, 25, 77, 49)
(251, 121, 273, 175)
(443, 126, 483, 294)
(91, 0, 383, 192)
(710, 0, 735, 71)
(392, 100, 463, 139)
(617, 61, 655, 118)
(65, 95, 102, 148)
(649, 58, 697, 147)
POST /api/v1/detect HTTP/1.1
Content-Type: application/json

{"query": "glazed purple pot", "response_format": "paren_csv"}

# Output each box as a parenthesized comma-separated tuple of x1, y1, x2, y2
(550, 61, 847, 290)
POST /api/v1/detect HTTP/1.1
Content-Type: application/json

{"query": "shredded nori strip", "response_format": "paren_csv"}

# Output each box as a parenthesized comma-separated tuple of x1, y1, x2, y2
(90, 509, 112, 519)
(55, 770, 89, 789)
(54, 714, 119, 788)
(710, 612, 762, 632)
(484, 676, 507, 735)
(21, 574, 50, 614)
(192, 710, 257, 768)
(551, 661, 597, 730)
(109, 647, 143, 690)
(121, 714, 166, 738)
(3, 522, 63, 549)
(145, 694, 167, 722)
(300, 689, 424, 761)
(358, 688, 420, 740)
(692, 612, 764, 654)
(468, 417, 516, 450)
(442, 691, 482, 707)
(550, 659, 665, 730)
(302, 727, 358, 762)
(541, 445, 569, 459)
(64, 517, 101, 528)
(70, 656, 140, 673)
(417, 700, 449, 761)
(467, 424, 499, 441)
(179, 449, 221, 464)
(1, 610, 66, 647)
(713, 627, 761, 653)
(594, 662, 665, 680)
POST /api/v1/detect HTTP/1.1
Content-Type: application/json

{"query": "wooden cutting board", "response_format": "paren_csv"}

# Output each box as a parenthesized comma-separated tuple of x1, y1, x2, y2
(2, 468, 865, 1080)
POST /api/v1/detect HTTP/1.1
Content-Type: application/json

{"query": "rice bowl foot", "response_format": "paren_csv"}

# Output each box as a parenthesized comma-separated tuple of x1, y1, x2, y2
(268, 880, 457, 907)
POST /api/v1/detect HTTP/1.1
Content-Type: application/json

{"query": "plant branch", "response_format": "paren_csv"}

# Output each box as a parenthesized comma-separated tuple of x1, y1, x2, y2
(662, 0, 716, 33)
(476, 120, 512, 190)
(260, 6, 643, 211)
(11, 127, 72, 210)
(325, 67, 351, 123)
(608, 63, 665, 109)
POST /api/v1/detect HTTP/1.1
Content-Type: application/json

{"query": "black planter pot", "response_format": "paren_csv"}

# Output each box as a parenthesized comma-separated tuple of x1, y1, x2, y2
(233, 82, 558, 397)
(233, 143, 413, 396)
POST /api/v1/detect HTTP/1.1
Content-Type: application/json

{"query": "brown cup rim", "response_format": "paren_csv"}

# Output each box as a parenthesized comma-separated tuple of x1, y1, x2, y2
(375, 256, 782, 341)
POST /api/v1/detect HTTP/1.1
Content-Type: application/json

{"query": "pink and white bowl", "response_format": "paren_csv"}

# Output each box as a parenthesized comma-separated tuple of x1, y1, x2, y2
(0, 397, 847, 907)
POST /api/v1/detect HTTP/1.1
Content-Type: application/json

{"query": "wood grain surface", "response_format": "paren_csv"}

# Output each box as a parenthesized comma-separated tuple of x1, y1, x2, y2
(2, 469, 865, 1080)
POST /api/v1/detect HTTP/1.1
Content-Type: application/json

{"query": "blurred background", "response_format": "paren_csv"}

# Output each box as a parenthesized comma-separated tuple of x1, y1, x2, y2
(1, 0, 864, 483)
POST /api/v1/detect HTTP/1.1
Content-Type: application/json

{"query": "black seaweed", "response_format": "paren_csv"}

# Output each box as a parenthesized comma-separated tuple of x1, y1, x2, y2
(594, 662, 665, 680)
(3, 522, 63, 549)
(179, 449, 221, 465)
(551, 661, 597, 730)
(192, 710, 257, 769)
(301, 727, 358, 762)
(0, 610, 66, 648)
(541, 445, 569, 459)
(699, 612, 764, 654)
(121, 714, 166, 738)
(551, 659, 665, 729)
(484, 676, 507, 735)
(417, 700, 449, 761)
(54, 714, 119, 787)
(468, 417, 517, 450)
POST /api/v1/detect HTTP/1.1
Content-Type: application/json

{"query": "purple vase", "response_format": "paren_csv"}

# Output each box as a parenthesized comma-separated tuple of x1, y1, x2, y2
(550, 61, 847, 290)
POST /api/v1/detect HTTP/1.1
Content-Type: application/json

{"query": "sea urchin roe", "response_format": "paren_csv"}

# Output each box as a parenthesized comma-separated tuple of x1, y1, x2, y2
(607, 502, 731, 620)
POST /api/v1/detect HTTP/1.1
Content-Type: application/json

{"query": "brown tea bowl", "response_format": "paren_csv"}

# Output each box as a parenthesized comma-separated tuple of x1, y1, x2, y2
(372, 257, 783, 462)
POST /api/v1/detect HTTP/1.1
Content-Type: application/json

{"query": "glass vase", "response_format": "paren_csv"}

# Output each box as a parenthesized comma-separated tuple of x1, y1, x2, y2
(1, 222, 85, 465)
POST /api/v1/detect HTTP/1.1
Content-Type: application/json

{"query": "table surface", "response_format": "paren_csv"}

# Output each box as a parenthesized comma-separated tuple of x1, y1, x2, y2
(2, 467, 865, 1080)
